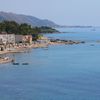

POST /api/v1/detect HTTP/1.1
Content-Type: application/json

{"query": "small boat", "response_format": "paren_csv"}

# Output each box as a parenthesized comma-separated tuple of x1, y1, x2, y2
(0, 57, 13, 64)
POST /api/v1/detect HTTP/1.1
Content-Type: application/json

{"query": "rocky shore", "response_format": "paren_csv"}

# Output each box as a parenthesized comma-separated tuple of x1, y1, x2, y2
(49, 39, 85, 45)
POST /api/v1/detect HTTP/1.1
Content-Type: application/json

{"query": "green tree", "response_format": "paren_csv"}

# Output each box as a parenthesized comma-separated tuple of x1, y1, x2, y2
(19, 23, 32, 35)
(1, 21, 19, 34)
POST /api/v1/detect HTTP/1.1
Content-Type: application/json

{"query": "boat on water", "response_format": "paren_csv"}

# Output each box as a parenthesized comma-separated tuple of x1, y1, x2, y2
(0, 57, 14, 64)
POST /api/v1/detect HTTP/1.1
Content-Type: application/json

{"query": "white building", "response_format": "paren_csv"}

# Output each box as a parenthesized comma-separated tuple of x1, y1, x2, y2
(0, 33, 15, 45)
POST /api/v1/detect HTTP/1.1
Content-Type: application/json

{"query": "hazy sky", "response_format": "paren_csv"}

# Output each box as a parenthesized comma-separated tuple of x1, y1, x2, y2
(0, 0, 100, 26)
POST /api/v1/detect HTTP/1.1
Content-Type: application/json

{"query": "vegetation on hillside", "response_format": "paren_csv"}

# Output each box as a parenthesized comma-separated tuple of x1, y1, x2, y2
(0, 21, 59, 35)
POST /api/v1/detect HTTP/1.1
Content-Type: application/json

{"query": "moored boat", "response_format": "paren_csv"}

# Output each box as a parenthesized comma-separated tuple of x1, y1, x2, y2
(0, 57, 13, 64)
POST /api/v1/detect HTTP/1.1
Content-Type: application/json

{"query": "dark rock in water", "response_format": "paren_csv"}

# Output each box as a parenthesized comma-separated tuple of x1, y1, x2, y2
(63, 40, 68, 42)
(69, 40, 73, 42)
(81, 41, 85, 43)
(50, 38, 85, 45)
(13, 63, 20, 65)
(22, 63, 29, 65)
(50, 39, 54, 42)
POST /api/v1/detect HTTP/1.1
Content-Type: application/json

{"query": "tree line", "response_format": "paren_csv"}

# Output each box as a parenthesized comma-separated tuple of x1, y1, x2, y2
(0, 21, 58, 35)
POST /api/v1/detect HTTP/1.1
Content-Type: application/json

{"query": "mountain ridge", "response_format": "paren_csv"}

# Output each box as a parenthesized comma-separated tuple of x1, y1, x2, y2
(0, 11, 59, 27)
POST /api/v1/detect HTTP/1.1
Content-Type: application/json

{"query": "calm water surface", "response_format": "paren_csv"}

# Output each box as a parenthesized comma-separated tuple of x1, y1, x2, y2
(0, 27, 100, 100)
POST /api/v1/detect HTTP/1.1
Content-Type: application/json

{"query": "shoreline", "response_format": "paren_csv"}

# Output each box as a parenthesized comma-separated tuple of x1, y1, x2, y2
(0, 39, 85, 64)
(0, 39, 85, 55)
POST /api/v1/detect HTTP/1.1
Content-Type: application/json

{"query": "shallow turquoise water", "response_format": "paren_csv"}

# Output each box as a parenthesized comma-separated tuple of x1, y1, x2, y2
(0, 28, 100, 100)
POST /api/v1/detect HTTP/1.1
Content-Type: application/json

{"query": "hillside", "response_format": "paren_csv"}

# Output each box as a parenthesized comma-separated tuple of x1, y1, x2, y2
(0, 11, 59, 27)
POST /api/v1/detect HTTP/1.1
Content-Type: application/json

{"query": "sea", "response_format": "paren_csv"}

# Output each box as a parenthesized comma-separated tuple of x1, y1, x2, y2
(0, 27, 100, 100)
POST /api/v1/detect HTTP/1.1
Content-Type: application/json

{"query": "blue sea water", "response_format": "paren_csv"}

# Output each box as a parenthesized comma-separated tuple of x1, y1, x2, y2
(1, 27, 100, 100)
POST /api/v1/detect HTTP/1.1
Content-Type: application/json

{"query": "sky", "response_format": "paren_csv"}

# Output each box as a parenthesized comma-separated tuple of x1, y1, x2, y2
(0, 0, 100, 26)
